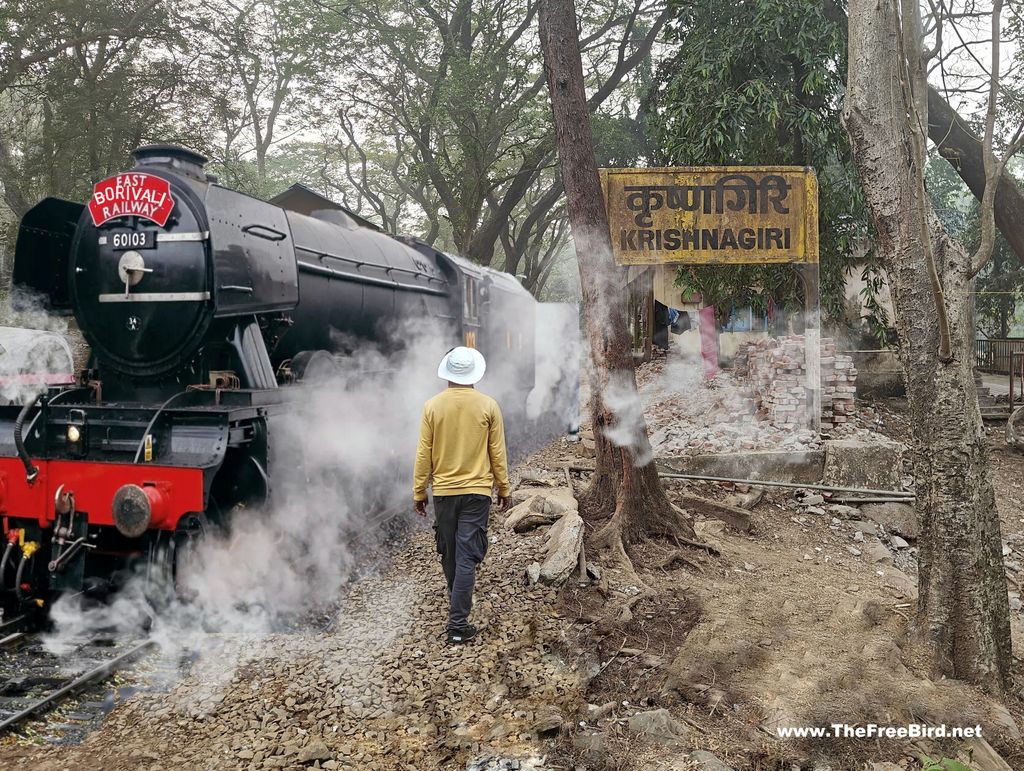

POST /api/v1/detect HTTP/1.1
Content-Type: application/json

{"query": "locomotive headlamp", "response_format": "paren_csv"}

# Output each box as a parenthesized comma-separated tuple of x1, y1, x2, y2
(65, 410, 87, 458)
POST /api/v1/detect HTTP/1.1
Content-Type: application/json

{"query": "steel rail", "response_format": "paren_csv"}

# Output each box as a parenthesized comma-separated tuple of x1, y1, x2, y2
(0, 632, 26, 647)
(0, 639, 155, 733)
(0, 615, 27, 636)
(655, 471, 915, 498)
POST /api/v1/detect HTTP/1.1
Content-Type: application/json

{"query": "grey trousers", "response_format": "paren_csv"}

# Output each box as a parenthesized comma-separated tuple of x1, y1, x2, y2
(432, 493, 490, 630)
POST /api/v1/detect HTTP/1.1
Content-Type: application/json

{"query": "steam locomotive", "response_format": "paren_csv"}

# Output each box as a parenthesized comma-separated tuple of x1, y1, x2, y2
(0, 145, 577, 613)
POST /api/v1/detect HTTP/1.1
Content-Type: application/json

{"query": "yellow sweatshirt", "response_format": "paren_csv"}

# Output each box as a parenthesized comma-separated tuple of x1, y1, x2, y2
(413, 387, 511, 501)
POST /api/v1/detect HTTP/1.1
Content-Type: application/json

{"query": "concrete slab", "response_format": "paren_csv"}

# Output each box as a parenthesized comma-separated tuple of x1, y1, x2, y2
(823, 437, 905, 491)
(657, 449, 825, 484)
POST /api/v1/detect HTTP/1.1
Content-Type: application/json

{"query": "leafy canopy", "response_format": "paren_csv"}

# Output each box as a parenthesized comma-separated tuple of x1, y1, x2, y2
(643, 0, 875, 325)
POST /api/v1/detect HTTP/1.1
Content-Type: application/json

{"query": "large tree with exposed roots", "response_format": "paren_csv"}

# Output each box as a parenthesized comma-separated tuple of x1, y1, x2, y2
(537, 0, 697, 567)
(844, 0, 1021, 693)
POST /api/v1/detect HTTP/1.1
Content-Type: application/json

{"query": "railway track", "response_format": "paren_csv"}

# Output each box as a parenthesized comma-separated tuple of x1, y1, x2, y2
(0, 502, 413, 741)
(0, 614, 28, 648)
(0, 623, 158, 741)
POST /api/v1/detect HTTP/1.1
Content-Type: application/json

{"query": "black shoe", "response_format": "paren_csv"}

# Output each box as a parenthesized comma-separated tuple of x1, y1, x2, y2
(447, 624, 478, 645)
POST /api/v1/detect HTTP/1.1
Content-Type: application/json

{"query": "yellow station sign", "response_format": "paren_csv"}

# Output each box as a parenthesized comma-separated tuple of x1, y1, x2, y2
(599, 166, 819, 266)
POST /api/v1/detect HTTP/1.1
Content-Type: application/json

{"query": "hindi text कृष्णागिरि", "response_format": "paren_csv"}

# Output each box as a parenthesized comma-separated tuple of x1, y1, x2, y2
(623, 173, 792, 227)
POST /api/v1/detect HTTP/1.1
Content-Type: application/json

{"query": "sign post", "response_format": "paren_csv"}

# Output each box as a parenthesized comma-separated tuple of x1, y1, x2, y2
(600, 166, 821, 433)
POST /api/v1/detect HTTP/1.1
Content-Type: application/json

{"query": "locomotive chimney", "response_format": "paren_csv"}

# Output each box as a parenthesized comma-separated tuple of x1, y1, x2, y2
(132, 144, 209, 182)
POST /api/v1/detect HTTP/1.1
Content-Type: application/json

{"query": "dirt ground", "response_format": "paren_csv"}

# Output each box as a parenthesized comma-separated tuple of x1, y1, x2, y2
(0, 505, 584, 771)
(2, 388, 1024, 770)
(540, 393, 1024, 771)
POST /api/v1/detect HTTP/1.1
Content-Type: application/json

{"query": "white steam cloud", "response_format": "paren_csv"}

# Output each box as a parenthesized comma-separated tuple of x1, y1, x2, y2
(0, 289, 77, 404)
(600, 370, 655, 467)
(41, 311, 579, 686)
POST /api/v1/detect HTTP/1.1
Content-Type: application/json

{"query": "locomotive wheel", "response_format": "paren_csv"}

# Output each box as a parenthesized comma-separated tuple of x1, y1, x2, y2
(172, 511, 209, 600)
(146, 535, 174, 599)
(146, 511, 211, 603)
(290, 350, 339, 383)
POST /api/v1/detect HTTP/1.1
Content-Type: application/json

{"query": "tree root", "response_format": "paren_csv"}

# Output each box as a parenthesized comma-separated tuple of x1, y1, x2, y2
(587, 529, 655, 626)
(654, 549, 705, 573)
(614, 586, 655, 625)
(673, 493, 752, 532)
(674, 537, 720, 556)
(583, 465, 719, 629)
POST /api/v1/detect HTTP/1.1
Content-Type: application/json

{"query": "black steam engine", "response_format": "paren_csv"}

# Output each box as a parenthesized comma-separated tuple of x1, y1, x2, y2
(0, 145, 575, 612)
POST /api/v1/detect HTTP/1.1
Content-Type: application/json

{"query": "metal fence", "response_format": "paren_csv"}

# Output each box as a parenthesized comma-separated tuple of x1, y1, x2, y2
(976, 338, 1024, 373)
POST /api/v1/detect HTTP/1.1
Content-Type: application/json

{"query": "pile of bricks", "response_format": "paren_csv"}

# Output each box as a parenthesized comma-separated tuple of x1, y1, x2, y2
(734, 335, 857, 432)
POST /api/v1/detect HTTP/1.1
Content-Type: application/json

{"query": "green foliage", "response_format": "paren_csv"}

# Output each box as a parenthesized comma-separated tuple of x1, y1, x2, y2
(333, 0, 662, 285)
(0, 0, 176, 203)
(965, 200, 1022, 338)
(919, 754, 973, 771)
(859, 264, 891, 346)
(0, 0, 665, 299)
(924, 152, 1023, 338)
(0, 0, 181, 285)
(674, 264, 801, 327)
(926, 152, 972, 213)
(644, 0, 876, 327)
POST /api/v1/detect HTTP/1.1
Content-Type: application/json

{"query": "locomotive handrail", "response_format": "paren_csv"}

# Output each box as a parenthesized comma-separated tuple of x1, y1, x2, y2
(297, 260, 450, 297)
(242, 224, 287, 242)
(14, 400, 40, 483)
(304, 247, 448, 285)
(98, 231, 209, 245)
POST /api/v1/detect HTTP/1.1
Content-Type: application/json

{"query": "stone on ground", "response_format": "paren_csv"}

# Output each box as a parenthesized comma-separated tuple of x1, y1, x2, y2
(957, 738, 1015, 771)
(571, 730, 604, 757)
(859, 501, 919, 540)
(690, 750, 737, 771)
(862, 539, 893, 564)
(626, 708, 689, 747)
(297, 740, 332, 762)
(504, 496, 556, 532)
(822, 437, 904, 491)
(535, 486, 577, 515)
(530, 707, 563, 735)
(539, 511, 584, 585)
(504, 487, 577, 532)
(584, 701, 616, 721)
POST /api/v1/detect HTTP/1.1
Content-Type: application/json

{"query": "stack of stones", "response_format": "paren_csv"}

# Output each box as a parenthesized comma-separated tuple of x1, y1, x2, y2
(735, 335, 857, 432)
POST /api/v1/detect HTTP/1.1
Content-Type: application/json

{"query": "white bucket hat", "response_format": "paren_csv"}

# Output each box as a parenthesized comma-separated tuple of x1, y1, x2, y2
(438, 346, 487, 385)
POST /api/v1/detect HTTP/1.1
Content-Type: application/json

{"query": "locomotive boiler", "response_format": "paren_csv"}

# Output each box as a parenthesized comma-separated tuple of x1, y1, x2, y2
(0, 144, 577, 613)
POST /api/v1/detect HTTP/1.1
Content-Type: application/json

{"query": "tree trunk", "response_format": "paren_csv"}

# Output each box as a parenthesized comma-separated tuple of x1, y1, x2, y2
(844, 0, 1010, 693)
(537, 0, 694, 549)
(927, 86, 1024, 265)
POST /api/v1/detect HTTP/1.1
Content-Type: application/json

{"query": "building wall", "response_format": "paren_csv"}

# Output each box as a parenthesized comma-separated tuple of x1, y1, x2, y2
(670, 328, 768, 362)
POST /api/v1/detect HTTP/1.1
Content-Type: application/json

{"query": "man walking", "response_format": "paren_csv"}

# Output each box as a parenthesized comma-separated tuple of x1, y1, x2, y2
(413, 346, 511, 644)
